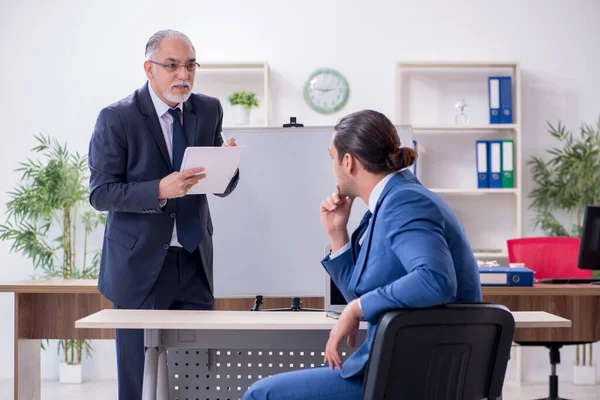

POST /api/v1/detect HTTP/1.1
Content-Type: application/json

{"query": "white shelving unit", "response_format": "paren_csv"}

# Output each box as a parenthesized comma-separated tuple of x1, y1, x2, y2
(193, 61, 270, 128)
(429, 188, 519, 195)
(396, 61, 522, 260)
(412, 124, 518, 132)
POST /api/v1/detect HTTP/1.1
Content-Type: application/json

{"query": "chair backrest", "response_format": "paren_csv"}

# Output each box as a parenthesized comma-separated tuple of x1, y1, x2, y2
(362, 303, 515, 400)
(506, 237, 591, 280)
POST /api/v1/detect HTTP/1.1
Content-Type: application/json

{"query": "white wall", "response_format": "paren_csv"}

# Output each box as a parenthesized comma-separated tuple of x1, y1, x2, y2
(0, 0, 599, 383)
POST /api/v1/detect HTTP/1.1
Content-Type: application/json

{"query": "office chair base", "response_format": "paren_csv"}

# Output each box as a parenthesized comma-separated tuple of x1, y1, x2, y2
(532, 375, 570, 400)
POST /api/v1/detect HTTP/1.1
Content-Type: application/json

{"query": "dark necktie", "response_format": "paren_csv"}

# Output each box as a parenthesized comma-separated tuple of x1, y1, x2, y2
(351, 210, 373, 263)
(168, 108, 203, 253)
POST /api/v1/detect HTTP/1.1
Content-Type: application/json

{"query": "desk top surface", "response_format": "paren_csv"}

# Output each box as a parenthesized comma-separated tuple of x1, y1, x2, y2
(0, 279, 98, 293)
(2, 279, 600, 296)
(75, 309, 571, 330)
(481, 284, 600, 296)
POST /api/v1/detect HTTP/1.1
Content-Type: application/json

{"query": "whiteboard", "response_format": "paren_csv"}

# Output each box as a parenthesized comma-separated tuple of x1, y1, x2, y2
(209, 125, 413, 297)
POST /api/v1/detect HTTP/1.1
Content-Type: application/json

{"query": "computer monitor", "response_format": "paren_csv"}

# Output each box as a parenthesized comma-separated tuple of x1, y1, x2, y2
(325, 274, 348, 312)
(578, 205, 600, 272)
(323, 245, 348, 315)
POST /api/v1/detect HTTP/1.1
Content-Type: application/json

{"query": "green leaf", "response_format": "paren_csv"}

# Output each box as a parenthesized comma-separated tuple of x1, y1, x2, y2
(1, 134, 109, 363)
(228, 90, 260, 109)
(528, 115, 600, 237)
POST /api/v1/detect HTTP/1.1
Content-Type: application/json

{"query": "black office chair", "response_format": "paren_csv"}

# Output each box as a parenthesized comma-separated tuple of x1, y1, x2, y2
(362, 303, 515, 400)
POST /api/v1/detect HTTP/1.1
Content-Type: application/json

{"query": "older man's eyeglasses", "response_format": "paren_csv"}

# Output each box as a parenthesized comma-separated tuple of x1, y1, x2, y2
(148, 60, 200, 73)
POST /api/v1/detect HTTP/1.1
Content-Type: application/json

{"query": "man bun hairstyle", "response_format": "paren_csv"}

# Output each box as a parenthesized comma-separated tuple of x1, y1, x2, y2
(385, 146, 417, 171)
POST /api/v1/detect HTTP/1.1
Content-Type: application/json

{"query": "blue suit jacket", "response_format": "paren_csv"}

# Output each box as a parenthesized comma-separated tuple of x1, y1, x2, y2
(322, 170, 482, 378)
(88, 83, 239, 309)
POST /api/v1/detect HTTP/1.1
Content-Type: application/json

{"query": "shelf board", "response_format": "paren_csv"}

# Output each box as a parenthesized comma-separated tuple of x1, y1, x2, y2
(430, 188, 518, 195)
(223, 125, 269, 130)
(398, 61, 518, 69)
(198, 61, 268, 70)
(412, 124, 518, 132)
(474, 251, 508, 258)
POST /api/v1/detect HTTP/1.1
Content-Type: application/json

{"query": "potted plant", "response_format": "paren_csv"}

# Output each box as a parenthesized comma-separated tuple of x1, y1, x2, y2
(528, 116, 600, 279)
(0, 134, 106, 384)
(228, 90, 260, 125)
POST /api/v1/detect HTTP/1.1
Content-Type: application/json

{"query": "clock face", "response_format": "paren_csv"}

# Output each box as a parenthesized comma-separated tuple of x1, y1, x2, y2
(303, 68, 349, 114)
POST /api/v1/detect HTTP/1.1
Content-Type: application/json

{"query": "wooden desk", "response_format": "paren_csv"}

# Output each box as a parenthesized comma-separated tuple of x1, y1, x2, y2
(75, 309, 571, 330)
(0, 280, 324, 400)
(0, 280, 112, 400)
(0, 279, 591, 399)
(482, 284, 600, 342)
(75, 309, 571, 400)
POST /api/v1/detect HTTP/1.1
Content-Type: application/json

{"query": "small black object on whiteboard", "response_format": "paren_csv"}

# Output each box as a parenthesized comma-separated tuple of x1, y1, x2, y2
(249, 295, 323, 312)
(283, 117, 304, 128)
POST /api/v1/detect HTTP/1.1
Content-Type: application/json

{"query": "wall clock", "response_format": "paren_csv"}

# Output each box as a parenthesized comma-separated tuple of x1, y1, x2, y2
(303, 68, 349, 114)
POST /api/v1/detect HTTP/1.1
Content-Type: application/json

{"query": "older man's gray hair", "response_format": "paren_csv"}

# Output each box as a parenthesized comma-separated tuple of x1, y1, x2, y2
(145, 29, 196, 60)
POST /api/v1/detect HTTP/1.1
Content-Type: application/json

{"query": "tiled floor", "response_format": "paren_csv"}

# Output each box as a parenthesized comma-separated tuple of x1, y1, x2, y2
(0, 379, 598, 399)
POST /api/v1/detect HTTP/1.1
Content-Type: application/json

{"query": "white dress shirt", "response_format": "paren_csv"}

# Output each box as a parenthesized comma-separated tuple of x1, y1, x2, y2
(148, 83, 184, 247)
(330, 171, 400, 259)
(328, 171, 400, 311)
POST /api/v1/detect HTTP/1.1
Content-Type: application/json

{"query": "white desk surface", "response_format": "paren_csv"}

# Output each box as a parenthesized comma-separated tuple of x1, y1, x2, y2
(75, 310, 571, 330)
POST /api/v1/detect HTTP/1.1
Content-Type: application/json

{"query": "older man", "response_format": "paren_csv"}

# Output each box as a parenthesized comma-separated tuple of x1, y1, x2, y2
(88, 29, 239, 399)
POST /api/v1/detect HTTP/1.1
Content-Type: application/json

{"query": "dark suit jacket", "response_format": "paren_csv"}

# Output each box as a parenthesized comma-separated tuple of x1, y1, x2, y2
(88, 82, 239, 309)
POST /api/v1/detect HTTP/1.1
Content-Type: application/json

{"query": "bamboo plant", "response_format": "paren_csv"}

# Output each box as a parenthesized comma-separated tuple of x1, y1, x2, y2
(528, 116, 600, 278)
(0, 134, 106, 365)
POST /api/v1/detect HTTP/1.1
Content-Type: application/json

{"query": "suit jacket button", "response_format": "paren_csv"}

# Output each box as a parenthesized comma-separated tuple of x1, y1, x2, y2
(170, 213, 176, 218)
(163, 244, 169, 250)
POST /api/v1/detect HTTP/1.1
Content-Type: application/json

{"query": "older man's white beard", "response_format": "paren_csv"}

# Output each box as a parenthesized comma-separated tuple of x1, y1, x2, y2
(164, 81, 192, 104)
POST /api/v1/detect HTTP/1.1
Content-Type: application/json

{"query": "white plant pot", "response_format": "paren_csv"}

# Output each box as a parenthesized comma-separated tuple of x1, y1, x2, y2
(59, 362, 82, 384)
(231, 104, 250, 126)
(573, 363, 597, 385)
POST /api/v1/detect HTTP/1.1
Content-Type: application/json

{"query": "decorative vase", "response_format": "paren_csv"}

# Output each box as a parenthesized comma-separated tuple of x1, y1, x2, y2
(231, 104, 250, 126)
(59, 362, 82, 384)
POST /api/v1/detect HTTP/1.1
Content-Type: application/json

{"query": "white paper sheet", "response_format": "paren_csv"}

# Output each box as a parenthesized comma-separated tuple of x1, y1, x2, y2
(180, 146, 244, 195)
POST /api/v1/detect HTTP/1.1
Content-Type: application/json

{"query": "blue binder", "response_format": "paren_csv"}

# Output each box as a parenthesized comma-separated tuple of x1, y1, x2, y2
(476, 140, 489, 188)
(488, 77, 501, 124)
(488, 140, 502, 188)
(479, 267, 534, 286)
(500, 76, 513, 123)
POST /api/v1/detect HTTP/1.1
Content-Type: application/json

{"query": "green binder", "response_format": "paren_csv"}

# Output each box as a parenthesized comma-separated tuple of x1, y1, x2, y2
(501, 140, 514, 188)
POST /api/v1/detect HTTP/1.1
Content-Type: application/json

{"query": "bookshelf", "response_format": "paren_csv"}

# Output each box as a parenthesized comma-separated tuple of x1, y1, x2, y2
(429, 188, 519, 195)
(193, 61, 270, 128)
(412, 124, 517, 132)
(396, 61, 522, 260)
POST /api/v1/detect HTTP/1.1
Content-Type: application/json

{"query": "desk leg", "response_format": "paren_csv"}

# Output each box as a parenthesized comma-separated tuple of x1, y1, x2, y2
(157, 348, 169, 400)
(515, 345, 522, 386)
(142, 329, 161, 400)
(15, 339, 40, 400)
(14, 293, 40, 400)
(142, 347, 158, 400)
